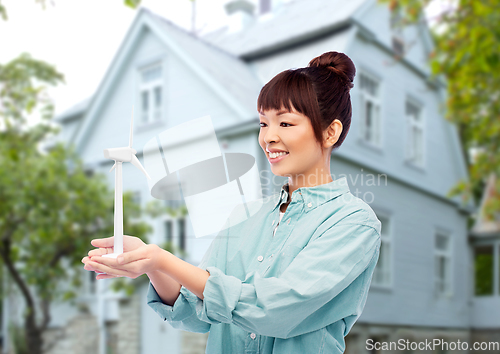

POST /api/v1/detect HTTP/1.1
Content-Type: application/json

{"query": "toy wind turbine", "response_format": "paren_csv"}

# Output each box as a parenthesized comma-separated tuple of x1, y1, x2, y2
(102, 106, 151, 258)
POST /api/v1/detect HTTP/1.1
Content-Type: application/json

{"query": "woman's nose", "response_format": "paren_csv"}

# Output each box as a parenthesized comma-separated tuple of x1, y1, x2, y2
(263, 125, 280, 144)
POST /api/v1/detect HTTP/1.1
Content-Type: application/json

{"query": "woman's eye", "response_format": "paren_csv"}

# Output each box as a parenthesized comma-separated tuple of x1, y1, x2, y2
(259, 122, 292, 127)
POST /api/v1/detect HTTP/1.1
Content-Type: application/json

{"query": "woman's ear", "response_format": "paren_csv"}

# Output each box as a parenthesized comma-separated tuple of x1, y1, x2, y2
(323, 119, 343, 148)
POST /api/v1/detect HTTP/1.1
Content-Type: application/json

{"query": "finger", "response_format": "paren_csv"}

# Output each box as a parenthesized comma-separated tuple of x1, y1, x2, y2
(96, 273, 120, 280)
(85, 260, 137, 278)
(82, 256, 91, 264)
(91, 237, 115, 248)
(90, 255, 122, 268)
(116, 247, 149, 265)
(114, 258, 151, 275)
(88, 248, 113, 257)
(84, 262, 99, 272)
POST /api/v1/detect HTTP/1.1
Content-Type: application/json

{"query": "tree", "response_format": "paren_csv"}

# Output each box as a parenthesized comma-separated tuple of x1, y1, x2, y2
(0, 53, 151, 354)
(379, 0, 500, 223)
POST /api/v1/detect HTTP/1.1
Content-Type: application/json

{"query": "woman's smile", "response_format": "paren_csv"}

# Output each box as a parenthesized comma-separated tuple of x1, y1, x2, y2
(268, 151, 290, 163)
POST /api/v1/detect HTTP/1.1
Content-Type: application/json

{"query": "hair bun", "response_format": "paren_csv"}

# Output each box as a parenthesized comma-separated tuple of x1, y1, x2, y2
(308, 51, 356, 90)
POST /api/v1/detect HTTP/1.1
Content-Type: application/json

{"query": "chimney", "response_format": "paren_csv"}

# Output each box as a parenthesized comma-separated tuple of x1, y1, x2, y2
(260, 0, 271, 14)
(224, 0, 255, 33)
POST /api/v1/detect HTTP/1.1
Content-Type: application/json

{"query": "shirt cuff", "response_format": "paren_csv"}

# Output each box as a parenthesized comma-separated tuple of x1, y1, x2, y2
(147, 282, 199, 322)
(200, 266, 242, 324)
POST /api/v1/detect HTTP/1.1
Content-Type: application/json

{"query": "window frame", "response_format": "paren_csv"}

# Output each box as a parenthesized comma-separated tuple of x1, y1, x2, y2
(371, 209, 393, 290)
(434, 229, 453, 298)
(358, 70, 383, 149)
(137, 61, 164, 126)
(473, 240, 500, 297)
(405, 97, 426, 168)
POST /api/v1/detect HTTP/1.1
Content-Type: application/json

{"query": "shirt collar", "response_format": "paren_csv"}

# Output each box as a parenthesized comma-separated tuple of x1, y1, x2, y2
(273, 176, 350, 212)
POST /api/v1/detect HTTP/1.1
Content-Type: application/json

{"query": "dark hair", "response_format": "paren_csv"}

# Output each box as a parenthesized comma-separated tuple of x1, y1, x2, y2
(257, 51, 356, 151)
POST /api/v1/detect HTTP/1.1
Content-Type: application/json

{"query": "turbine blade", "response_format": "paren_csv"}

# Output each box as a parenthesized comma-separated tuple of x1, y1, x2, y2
(129, 105, 134, 148)
(131, 154, 151, 180)
(110, 163, 116, 172)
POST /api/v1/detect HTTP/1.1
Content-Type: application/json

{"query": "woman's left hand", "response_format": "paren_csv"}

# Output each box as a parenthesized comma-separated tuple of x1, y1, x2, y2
(83, 244, 165, 279)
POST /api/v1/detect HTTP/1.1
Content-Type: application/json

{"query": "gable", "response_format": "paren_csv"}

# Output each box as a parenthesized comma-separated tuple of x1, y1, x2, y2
(77, 26, 251, 164)
(72, 8, 262, 156)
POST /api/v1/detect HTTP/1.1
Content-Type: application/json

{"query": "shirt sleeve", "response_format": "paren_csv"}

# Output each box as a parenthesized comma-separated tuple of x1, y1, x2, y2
(197, 222, 381, 339)
(146, 227, 222, 333)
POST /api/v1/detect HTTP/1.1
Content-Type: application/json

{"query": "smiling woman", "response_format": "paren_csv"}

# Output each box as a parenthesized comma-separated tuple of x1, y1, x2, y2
(83, 51, 382, 354)
(258, 51, 356, 197)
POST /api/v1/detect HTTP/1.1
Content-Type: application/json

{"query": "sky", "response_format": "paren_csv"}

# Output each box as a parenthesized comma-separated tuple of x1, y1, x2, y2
(0, 0, 228, 119)
(0, 0, 451, 122)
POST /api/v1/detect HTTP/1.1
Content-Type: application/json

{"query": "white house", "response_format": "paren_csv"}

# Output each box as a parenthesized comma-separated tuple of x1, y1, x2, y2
(4, 0, 488, 353)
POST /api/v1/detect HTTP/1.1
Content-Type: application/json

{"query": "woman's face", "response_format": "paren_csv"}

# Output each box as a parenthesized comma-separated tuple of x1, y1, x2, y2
(258, 107, 328, 184)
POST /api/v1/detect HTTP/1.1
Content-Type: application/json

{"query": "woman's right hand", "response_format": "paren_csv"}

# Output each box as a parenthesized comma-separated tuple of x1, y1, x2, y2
(82, 235, 146, 278)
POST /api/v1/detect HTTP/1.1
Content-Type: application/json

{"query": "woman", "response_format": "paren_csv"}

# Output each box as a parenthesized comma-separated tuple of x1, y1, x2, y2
(82, 51, 382, 354)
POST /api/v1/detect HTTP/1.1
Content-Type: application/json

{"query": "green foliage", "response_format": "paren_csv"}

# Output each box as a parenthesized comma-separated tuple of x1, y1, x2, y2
(0, 52, 64, 129)
(379, 0, 500, 221)
(124, 0, 142, 9)
(0, 53, 152, 350)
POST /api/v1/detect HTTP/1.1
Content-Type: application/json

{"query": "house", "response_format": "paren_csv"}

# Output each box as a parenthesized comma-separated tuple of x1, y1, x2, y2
(4, 0, 482, 353)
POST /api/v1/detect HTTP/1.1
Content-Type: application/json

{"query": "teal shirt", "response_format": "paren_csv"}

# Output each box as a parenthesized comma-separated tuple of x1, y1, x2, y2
(147, 176, 381, 354)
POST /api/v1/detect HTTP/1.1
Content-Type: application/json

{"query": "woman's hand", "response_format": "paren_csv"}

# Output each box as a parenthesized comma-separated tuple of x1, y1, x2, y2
(83, 242, 166, 279)
(82, 235, 148, 279)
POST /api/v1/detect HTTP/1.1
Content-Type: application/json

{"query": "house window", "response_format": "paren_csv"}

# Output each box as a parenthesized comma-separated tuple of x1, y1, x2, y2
(435, 232, 452, 296)
(359, 72, 381, 147)
(372, 215, 391, 286)
(87, 269, 96, 294)
(139, 63, 163, 124)
(165, 220, 173, 244)
(406, 100, 424, 167)
(178, 218, 186, 251)
(474, 244, 494, 296)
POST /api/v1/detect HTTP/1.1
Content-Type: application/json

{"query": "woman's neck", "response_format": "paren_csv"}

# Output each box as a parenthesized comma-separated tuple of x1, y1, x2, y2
(287, 169, 333, 197)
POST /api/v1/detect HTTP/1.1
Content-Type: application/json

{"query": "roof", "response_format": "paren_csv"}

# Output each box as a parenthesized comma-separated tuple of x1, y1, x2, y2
(146, 9, 262, 116)
(201, 0, 366, 58)
(55, 96, 92, 122)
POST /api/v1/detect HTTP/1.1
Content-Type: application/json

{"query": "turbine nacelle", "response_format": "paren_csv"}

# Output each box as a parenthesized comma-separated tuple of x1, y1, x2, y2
(103, 147, 137, 162)
(103, 106, 151, 180)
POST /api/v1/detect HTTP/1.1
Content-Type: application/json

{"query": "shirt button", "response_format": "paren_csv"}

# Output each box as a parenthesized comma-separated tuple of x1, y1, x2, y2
(250, 333, 256, 339)
(272, 220, 275, 225)
(257, 255, 264, 262)
(307, 202, 312, 207)
(287, 218, 290, 224)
